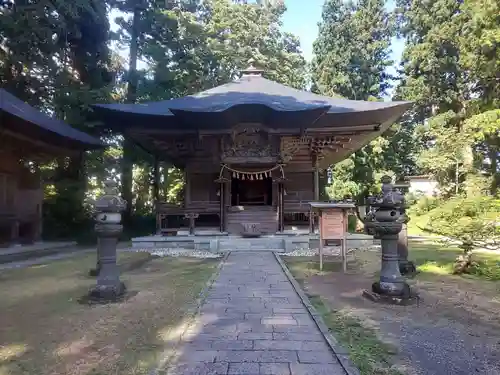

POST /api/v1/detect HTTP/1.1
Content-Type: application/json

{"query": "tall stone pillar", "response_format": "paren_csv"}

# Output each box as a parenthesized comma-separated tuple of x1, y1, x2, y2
(394, 182, 416, 275)
(363, 176, 417, 305)
(86, 180, 127, 303)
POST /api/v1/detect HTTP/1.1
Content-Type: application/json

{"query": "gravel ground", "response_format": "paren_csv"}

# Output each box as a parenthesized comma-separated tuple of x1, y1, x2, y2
(282, 244, 380, 257)
(302, 268, 500, 375)
(130, 247, 224, 258)
(377, 312, 500, 375)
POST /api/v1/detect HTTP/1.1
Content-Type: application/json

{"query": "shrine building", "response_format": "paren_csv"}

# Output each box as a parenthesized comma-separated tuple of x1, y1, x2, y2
(0, 89, 102, 246)
(92, 65, 411, 236)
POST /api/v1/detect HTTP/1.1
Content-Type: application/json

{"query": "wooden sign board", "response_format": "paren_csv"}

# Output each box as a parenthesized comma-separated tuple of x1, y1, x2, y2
(320, 209, 346, 239)
(318, 208, 348, 272)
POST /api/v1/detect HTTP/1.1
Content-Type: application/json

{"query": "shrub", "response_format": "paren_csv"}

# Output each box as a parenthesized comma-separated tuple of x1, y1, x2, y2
(428, 196, 499, 248)
(427, 196, 499, 274)
(347, 214, 358, 233)
(410, 195, 441, 216)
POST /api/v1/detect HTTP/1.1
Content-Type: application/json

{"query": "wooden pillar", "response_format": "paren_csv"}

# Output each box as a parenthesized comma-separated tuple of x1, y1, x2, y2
(309, 207, 314, 234)
(278, 182, 285, 232)
(184, 167, 191, 206)
(153, 156, 160, 202)
(312, 157, 320, 233)
(217, 178, 227, 233)
(185, 213, 198, 236)
(313, 166, 320, 201)
(153, 157, 161, 234)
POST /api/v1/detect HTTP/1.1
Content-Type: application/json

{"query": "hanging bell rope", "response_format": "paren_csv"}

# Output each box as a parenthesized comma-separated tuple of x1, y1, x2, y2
(219, 163, 285, 180)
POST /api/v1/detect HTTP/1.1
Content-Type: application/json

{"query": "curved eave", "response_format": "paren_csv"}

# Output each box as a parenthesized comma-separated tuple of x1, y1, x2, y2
(91, 100, 413, 132)
(1, 112, 104, 152)
(1, 89, 103, 150)
(317, 102, 413, 169)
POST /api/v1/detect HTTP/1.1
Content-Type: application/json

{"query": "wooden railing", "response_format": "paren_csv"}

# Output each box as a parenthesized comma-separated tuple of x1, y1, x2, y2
(283, 200, 311, 213)
(156, 200, 221, 234)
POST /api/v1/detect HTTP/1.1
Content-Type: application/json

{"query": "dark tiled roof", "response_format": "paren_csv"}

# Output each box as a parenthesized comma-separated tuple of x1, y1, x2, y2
(0, 88, 103, 147)
(92, 75, 412, 130)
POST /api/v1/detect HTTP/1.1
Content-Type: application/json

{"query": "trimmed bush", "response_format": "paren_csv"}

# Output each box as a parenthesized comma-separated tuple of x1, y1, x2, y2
(427, 196, 499, 250)
(410, 195, 441, 216)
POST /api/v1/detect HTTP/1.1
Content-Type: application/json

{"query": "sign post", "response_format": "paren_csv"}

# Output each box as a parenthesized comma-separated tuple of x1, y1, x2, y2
(309, 202, 355, 272)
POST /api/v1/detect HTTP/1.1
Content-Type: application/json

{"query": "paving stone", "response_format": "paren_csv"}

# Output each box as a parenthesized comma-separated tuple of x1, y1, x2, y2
(228, 362, 260, 374)
(176, 350, 219, 363)
(259, 363, 291, 375)
(246, 313, 296, 320)
(292, 314, 316, 327)
(201, 340, 254, 350)
(272, 332, 323, 342)
(184, 333, 239, 341)
(237, 332, 273, 340)
(216, 350, 298, 363)
(166, 253, 347, 375)
(272, 326, 317, 333)
(261, 317, 297, 326)
(226, 307, 271, 314)
(253, 340, 328, 351)
(237, 322, 274, 333)
(297, 350, 337, 364)
(289, 363, 345, 375)
(167, 362, 229, 375)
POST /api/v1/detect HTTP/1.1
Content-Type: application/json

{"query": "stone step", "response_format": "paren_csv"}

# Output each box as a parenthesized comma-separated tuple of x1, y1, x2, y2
(218, 238, 284, 251)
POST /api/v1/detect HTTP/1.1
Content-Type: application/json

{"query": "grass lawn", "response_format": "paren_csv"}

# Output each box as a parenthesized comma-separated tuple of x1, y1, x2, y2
(283, 239, 500, 375)
(0, 251, 220, 375)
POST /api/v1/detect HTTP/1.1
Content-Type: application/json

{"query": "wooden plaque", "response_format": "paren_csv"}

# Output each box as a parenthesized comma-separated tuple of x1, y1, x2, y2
(320, 208, 345, 240)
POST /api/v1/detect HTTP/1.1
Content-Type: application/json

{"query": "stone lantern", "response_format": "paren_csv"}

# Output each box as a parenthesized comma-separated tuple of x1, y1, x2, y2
(87, 180, 127, 303)
(393, 181, 416, 275)
(363, 176, 416, 305)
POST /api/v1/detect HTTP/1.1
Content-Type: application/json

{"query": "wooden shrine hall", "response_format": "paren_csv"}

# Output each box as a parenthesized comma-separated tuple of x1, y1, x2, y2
(0, 89, 102, 246)
(92, 65, 411, 235)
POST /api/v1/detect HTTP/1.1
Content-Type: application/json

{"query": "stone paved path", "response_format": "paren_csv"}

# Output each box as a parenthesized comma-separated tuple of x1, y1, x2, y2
(166, 252, 347, 375)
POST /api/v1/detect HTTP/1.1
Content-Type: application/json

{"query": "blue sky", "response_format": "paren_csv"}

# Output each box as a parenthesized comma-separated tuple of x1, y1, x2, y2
(280, 0, 404, 97)
(281, 0, 404, 70)
(111, 0, 405, 95)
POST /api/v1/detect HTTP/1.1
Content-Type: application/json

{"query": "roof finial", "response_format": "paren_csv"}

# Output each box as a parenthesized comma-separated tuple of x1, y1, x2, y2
(240, 59, 264, 77)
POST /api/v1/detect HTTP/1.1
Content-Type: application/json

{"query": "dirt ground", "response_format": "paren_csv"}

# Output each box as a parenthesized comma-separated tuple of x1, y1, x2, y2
(285, 245, 500, 375)
(0, 251, 219, 375)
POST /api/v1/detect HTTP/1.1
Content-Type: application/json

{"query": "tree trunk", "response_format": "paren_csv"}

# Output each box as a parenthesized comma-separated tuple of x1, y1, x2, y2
(121, 2, 141, 225)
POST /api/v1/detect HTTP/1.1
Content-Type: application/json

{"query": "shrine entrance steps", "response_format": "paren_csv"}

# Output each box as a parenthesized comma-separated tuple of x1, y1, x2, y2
(226, 206, 278, 235)
(218, 237, 284, 252)
(131, 233, 312, 253)
(131, 232, 376, 253)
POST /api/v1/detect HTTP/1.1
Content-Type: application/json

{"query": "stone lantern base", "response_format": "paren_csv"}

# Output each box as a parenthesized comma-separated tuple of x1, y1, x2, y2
(363, 282, 419, 306)
(80, 282, 128, 305)
(399, 260, 417, 276)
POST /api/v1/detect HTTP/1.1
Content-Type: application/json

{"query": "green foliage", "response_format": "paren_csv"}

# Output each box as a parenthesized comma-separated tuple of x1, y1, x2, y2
(312, 0, 394, 100)
(469, 260, 500, 281)
(396, 0, 500, 196)
(463, 174, 494, 198)
(347, 214, 358, 234)
(416, 111, 474, 195)
(313, 0, 417, 200)
(427, 196, 500, 249)
(410, 196, 441, 217)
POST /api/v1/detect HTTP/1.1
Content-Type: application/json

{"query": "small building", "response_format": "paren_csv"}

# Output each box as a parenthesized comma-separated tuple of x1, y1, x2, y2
(0, 89, 103, 246)
(92, 65, 411, 235)
(407, 175, 440, 197)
